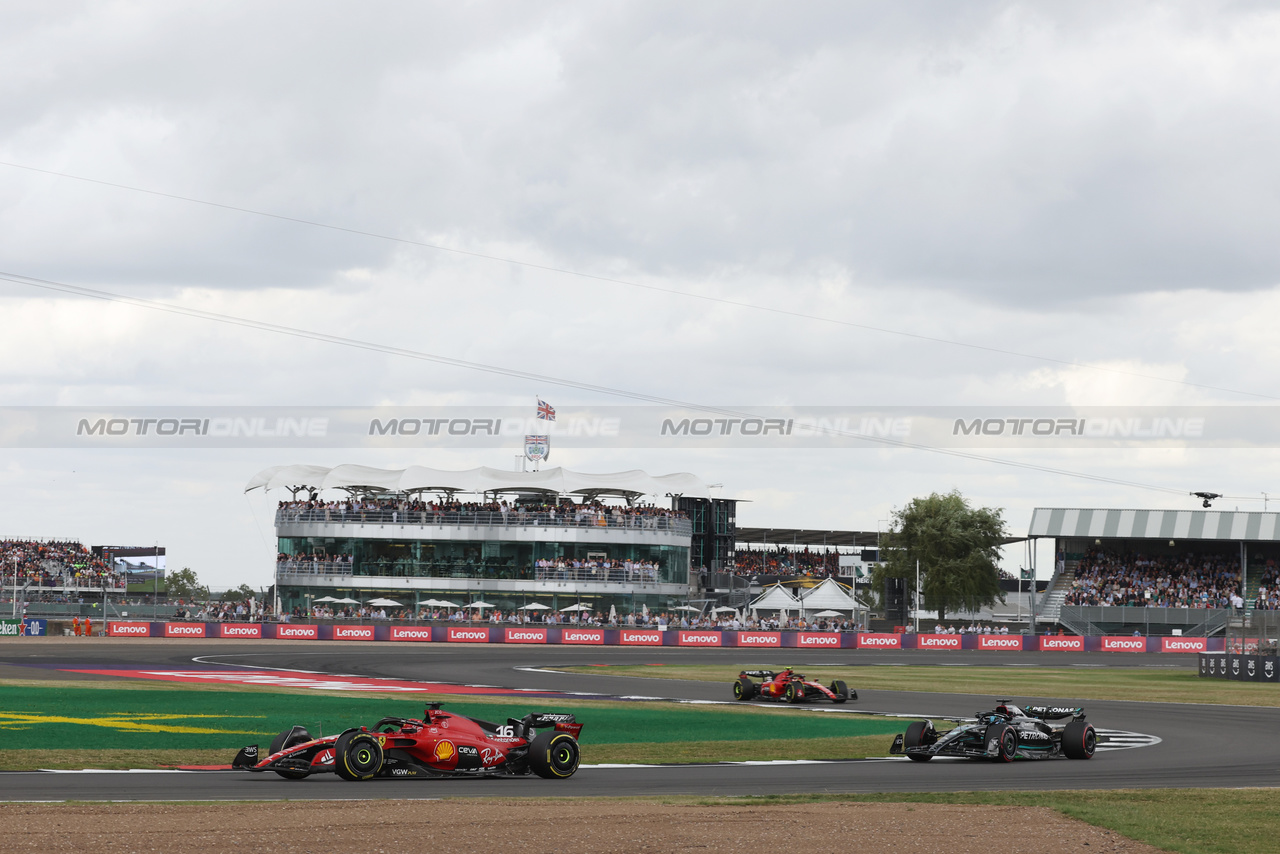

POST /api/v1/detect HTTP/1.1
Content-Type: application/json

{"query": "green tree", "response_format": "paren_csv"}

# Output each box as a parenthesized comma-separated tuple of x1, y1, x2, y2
(221, 584, 257, 602)
(870, 490, 1006, 623)
(166, 567, 209, 601)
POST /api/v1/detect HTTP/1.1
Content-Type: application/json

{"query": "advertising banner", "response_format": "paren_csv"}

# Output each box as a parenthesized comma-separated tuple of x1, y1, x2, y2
(504, 627, 548, 644)
(218, 623, 262, 639)
(619, 629, 663, 646)
(332, 625, 375, 641)
(1162, 636, 1206, 653)
(22, 618, 48, 636)
(1100, 636, 1148, 653)
(795, 632, 842, 648)
(974, 634, 1024, 651)
(560, 628, 604, 645)
(0, 618, 21, 637)
(446, 627, 491, 643)
(734, 632, 781, 647)
(676, 631, 722, 647)
(164, 622, 206, 638)
(108, 621, 151, 637)
(275, 624, 318, 640)
(916, 634, 961, 650)
(389, 626, 435, 642)
(856, 633, 901, 649)
(1039, 636, 1085, 651)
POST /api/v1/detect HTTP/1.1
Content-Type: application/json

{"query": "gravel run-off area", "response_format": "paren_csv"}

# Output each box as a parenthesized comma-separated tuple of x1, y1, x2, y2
(0, 799, 1163, 854)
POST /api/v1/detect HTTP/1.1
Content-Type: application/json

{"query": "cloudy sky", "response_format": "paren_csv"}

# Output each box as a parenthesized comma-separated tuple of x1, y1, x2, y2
(2, 1, 1279, 587)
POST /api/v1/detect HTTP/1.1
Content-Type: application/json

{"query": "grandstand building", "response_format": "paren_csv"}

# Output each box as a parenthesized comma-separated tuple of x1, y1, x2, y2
(1029, 507, 1280, 636)
(247, 465, 731, 616)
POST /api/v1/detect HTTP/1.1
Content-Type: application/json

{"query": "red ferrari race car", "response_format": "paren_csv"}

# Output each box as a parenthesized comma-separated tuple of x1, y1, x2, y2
(232, 703, 583, 780)
(732, 668, 855, 704)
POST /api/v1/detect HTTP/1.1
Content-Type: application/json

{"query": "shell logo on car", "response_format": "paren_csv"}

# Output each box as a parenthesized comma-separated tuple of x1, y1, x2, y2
(434, 740, 455, 761)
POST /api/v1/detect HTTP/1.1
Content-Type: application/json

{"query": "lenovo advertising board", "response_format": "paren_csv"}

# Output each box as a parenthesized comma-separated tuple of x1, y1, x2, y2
(332, 625, 375, 641)
(976, 634, 1024, 651)
(916, 634, 961, 650)
(1100, 636, 1148, 653)
(619, 629, 663, 646)
(1039, 636, 1085, 651)
(275, 624, 318, 640)
(389, 626, 435, 642)
(677, 631, 722, 647)
(795, 632, 842, 648)
(734, 632, 781, 647)
(1162, 636, 1206, 653)
(108, 621, 151, 637)
(218, 623, 262, 639)
(560, 628, 604, 644)
(164, 622, 206, 638)
(856, 633, 901, 649)
(504, 627, 548, 644)
(447, 627, 491, 643)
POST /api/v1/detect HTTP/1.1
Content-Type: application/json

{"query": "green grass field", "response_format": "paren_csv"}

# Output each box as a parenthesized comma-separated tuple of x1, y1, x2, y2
(563, 663, 1280, 706)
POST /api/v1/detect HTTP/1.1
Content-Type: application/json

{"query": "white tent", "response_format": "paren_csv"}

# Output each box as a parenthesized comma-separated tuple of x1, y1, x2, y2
(748, 584, 802, 611)
(796, 578, 860, 614)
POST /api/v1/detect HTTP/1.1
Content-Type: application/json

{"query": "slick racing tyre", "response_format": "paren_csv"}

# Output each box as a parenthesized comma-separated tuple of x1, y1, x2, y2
(529, 730, 581, 779)
(1062, 721, 1097, 760)
(903, 721, 933, 761)
(784, 682, 802, 704)
(268, 728, 312, 779)
(985, 723, 1018, 762)
(335, 732, 384, 781)
(830, 680, 849, 704)
(733, 677, 756, 700)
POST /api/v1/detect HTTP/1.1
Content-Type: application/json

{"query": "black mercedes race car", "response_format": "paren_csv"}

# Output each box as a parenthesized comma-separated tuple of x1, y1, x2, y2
(889, 700, 1097, 762)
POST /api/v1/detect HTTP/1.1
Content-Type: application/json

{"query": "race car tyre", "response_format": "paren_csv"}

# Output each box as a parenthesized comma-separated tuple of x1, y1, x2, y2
(784, 682, 802, 704)
(903, 721, 932, 761)
(529, 730, 580, 779)
(733, 677, 756, 700)
(269, 728, 312, 779)
(985, 723, 1018, 762)
(335, 732, 384, 781)
(830, 680, 849, 703)
(1062, 721, 1097, 760)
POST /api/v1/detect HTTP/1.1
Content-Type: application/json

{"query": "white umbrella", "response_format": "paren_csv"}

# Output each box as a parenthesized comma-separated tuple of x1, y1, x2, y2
(812, 609, 845, 618)
(559, 604, 591, 612)
(468, 601, 495, 609)
(366, 598, 402, 607)
(608, 604, 617, 622)
(423, 598, 459, 608)
(674, 605, 701, 612)
(710, 606, 737, 614)
(332, 597, 360, 605)
(313, 596, 340, 603)
(518, 603, 551, 611)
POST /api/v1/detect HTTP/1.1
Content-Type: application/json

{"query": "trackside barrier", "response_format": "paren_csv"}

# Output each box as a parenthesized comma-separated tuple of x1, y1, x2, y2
(95, 622, 1229, 652)
(1200, 653, 1280, 682)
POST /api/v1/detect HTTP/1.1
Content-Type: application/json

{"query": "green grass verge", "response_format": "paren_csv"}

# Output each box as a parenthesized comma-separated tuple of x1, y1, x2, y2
(676, 790, 1280, 854)
(565, 663, 1280, 706)
(0, 681, 902, 768)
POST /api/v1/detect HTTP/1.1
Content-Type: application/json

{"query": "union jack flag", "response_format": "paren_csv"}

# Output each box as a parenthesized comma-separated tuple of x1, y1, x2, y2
(536, 399, 556, 421)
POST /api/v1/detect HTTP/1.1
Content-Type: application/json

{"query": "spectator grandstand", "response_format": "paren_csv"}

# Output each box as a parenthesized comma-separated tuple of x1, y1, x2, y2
(275, 497, 686, 529)
(1064, 548, 1244, 608)
(731, 547, 843, 578)
(0, 539, 123, 590)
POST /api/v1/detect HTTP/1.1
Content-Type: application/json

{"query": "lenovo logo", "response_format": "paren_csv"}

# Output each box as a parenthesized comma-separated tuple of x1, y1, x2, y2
(220, 625, 261, 638)
(334, 626, 374, 640)
(918, 635, 960, 648)
(1101, 637, 1147, 651)
(109, 622, 151, 636)
(505, 629, 547, 643)
(1161, 637, 1206, 652)
(678, 632, 721, 645)
(276, 625, 318, 639)
(391, 628, 433, 641)
(797, 633, 840, 646)
(165, 623, 206, 637)
(858, 635, 901, 648)
(736, 633, 780, 647)
(561, 630, 603, 644)
(621, 631, 662, 645)
(448, 629, 489, 642)
(1040, 637, 1084, 651)
(978, 636, 1022, 650)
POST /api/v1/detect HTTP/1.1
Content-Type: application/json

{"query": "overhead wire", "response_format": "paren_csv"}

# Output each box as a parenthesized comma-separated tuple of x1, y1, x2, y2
(1, 160, 1276, 403)
(0, 269, 1193, 497)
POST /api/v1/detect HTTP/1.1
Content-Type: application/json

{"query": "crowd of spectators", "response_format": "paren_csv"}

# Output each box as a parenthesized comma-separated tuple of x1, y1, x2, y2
(1253, 562, 1280, 610)
(731, 547, 844, 578)
(1065, 549, 1244, 608)
(275, 496, 687, 529)
(0, 539, 123, 590)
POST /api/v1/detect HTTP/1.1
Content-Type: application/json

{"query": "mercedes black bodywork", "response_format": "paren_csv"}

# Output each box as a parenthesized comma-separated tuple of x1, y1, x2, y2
(889, 700, 1097, 762)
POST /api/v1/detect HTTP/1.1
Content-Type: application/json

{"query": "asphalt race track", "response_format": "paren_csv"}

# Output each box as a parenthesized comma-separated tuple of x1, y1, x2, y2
(2, 640, 1277, 801)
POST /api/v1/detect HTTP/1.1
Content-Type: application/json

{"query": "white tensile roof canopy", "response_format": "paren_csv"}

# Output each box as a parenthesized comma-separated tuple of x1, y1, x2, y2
(796, 578, 865, 613)
(245, 464, 715, 500)
(748, 583, 802, 611)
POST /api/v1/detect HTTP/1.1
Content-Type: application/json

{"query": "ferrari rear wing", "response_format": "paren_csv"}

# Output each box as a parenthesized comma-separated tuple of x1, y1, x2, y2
(517, 713, 583, 739)
(739, 670, 776, 679)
